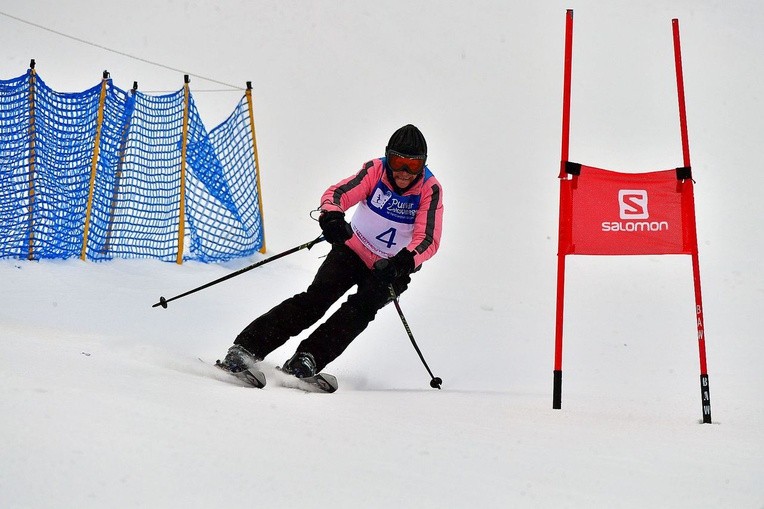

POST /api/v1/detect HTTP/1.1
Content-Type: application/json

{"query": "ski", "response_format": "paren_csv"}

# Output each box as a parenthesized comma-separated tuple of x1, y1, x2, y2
(207, 359, 267, 388)
(278, 369, 338, 393)
(297, 372, 338, 393)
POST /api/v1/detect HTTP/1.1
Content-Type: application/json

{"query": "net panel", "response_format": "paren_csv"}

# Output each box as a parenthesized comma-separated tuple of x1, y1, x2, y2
(0, 72, 33, 258)
(186, 95, 264, 262)
(94, 89, 185, 261)
(0, 70, 264, 262)
(0, 72, 101, 259)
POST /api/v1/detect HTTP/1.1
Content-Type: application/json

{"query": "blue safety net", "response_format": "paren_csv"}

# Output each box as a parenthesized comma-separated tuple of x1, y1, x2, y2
(0, 69, 264, 262)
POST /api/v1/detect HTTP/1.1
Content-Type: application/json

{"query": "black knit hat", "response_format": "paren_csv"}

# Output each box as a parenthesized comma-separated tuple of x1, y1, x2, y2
(386, 124, 427, 158)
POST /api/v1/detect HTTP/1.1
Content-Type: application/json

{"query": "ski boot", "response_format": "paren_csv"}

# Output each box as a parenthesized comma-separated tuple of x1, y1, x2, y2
(216, 344, 260, 373)
(282, 351, 317, 379)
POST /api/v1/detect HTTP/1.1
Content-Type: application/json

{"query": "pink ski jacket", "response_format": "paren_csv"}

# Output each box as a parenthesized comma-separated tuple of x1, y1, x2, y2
(320, 158, 444, 270)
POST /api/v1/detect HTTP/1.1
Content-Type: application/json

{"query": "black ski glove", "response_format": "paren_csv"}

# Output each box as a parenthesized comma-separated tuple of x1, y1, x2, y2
(319, 210, 353, 244)
(373, 249, 416, 284)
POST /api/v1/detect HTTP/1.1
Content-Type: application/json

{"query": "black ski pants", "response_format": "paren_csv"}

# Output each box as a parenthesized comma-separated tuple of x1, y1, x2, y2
(234, 244, 410, 372)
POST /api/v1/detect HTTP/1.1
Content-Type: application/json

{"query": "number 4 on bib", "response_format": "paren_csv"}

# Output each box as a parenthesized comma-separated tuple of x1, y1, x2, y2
(375, 227, 398, 249)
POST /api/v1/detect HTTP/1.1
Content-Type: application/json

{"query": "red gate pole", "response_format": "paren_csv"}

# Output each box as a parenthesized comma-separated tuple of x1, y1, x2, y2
(553, 9, 574, 409)
(672, 18, 712, 423)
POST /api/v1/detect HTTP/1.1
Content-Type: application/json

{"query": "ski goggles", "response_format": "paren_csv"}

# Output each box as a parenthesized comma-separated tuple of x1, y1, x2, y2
(386, 150, 426, 175)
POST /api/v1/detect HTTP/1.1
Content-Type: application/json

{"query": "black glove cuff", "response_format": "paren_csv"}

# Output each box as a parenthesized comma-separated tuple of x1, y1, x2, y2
(319, 210, 353, 244)
(318, 210, 345, 228)
(393, 249, 415, 275)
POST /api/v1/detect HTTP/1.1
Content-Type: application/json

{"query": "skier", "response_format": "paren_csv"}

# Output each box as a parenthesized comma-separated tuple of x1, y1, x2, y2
(218, 124, 444, 380)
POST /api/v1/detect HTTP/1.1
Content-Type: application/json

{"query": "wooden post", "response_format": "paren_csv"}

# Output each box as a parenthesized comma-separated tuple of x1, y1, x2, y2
(81, 71, 109, 260)
(27, 60, 37, 260)
(177, 75, 190, 264)
(245, 81, 266, 254)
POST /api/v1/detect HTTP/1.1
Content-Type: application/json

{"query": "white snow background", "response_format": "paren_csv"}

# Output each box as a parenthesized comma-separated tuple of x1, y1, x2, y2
(1, 1, 762, 507)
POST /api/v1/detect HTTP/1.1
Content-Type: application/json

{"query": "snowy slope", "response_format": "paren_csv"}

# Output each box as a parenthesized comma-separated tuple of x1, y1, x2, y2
(1, 1, 763, 507)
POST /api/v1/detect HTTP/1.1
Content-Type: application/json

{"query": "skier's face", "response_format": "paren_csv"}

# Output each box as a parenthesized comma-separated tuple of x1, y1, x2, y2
(392, 168, 417, 189)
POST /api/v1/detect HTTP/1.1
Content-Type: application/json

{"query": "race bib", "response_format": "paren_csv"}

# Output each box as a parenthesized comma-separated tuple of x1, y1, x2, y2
(350, 180, 420, 258)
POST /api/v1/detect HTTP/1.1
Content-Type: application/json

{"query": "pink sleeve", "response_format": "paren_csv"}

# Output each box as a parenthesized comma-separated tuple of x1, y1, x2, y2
(408, 176, 444, 268)
(320, 160, 380, 213)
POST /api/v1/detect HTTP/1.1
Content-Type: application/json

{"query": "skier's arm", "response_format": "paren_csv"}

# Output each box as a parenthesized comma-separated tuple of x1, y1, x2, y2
(406, 177, 444, 268)
(320, 160, 379, 213)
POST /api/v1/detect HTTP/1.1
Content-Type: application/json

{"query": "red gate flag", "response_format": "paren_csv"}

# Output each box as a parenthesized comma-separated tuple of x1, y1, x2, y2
(558, 163, 697, 256)
(553, 12, 711, 423)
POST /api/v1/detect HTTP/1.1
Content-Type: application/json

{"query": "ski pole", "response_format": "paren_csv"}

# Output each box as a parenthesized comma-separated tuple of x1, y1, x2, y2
(152, 235, 325, 309)
(388, 284, 443, 389)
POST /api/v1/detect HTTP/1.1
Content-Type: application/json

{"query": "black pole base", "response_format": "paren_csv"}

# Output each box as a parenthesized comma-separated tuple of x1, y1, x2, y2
(553, 370, 562, 409)
(700, 374, 712, 424)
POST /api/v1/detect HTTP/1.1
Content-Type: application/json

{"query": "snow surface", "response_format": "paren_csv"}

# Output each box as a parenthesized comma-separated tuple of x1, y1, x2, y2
(1, 1, 763, 507)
